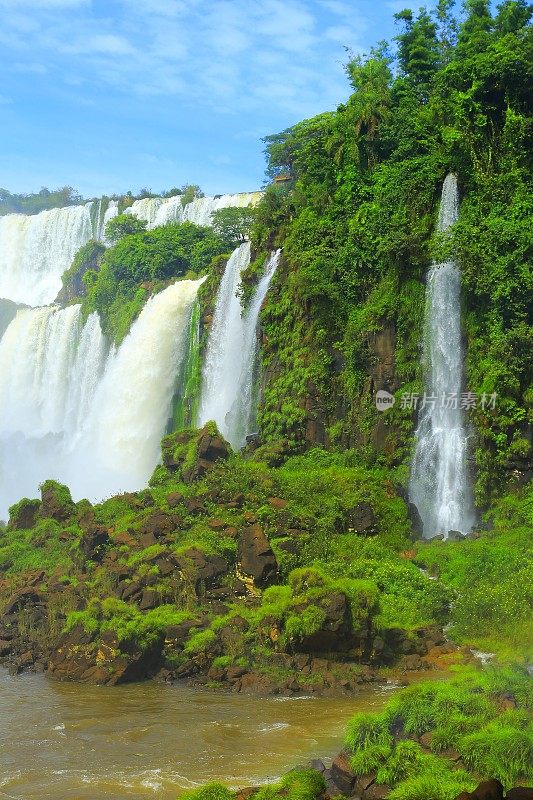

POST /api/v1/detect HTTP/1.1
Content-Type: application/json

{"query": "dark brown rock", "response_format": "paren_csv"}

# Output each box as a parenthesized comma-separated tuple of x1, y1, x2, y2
(469, 780, 504, 800)
(238, 524, 278, 587)
(506, 789, 533, 800)
(363, 785, 389, 799)
(7, 498, 41, 530)
(140, 510, 180, 540)
(176, 547, 228, 592)
(330, 752, 356, 794)
(167, 492, 184, 508)
(290, 591, 353, 653)
(3, 587, 44, 616)
(345, 502, 378, 535)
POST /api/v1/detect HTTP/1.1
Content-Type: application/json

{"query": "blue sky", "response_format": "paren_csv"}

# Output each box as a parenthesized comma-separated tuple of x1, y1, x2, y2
(0, 0, 423, 198)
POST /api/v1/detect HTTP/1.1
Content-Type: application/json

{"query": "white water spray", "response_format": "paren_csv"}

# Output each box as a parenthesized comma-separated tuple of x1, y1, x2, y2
(199, 246, 280, 449)
(127, 192, 262, 230)
(409, 174, 474, 537)
(0, 280, 203, 516)
(0, 204, 97, 305)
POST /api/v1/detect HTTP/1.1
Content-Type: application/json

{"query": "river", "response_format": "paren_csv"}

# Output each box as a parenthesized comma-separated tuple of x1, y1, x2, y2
(0, 670, 395, 799)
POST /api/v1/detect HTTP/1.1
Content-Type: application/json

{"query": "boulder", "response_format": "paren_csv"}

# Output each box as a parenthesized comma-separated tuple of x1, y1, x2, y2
(457, 780, 505, 800)
(176, 547, 228, 592)
(408, 502, 424, 539)
(39, 480, 75, 523)
(80, 525, 109, 562)
(447, 530, 466, 542)
(330, 752, 356, 794)
(290, 590, 353, 653)
(140, 509, 181, 540)
(7, 498, 41, 530)
(345, 502, 378, 535)
(238, 524, 278, 587)
(3, 587, 45, 616)
(506, 790, 533, 800)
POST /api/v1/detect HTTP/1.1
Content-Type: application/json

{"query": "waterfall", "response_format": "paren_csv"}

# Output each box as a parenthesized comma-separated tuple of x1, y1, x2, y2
(82, 278, 204, 488)
(0, 280, 203, 516)
(127, 192, 262, 230)
(98, 199, 119, 242)
(0, 203, 98, 306)
(409, 174, 473, 538)
(198, 245, 280, 449)
(172, 299, 202, 431)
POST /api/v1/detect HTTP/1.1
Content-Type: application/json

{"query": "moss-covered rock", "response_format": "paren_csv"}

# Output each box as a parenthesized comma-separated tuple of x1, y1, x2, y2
(7, 498, 41, 530)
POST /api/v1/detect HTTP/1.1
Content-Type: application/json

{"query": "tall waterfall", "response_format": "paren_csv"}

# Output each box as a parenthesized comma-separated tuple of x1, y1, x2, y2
(198, 245, 280, 449)
(0, 280, 202, 516)
(0, 204, 96, 306)
(409, 174, 473, 537)
(0, 199, 119, 306)
(127, 192, 262, 230)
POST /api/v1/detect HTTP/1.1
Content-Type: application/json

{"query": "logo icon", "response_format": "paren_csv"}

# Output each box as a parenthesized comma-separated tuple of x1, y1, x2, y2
(375, 389, 395, 412)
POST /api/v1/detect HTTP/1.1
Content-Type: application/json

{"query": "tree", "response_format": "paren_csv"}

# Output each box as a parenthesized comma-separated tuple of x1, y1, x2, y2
(211, 206, 256, 246)
(435, 0, 458, 64)
(394, 8, 440, 96)
(104, 213, 147, 244)
(493, 0, 532, 33)
(180, 184, 204, 207)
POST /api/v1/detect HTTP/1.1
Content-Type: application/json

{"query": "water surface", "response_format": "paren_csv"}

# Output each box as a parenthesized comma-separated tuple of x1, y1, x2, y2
(0, 670, 392, 799)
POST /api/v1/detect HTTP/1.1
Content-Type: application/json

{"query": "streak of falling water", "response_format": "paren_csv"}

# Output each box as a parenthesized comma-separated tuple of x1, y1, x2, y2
(409, 174, 474, 537)
(198, 246, 280, 449)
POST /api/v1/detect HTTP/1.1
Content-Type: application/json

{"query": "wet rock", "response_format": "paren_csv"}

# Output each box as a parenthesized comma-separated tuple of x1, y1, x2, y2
(506, 789, 533, 800)
(3, 587, 45, 616)
(447, 530, 466, 542)
(0, 640, 12, 657)
(49, 624, 163, 684)
(167, 492, 184, 508)
(408, 502, 424, 539)
(238, 524, 278, 588)
(330, 752, 356, 794)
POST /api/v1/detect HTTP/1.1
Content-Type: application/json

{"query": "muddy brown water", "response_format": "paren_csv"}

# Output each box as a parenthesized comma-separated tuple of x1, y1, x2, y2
(0, 669, 398, 799)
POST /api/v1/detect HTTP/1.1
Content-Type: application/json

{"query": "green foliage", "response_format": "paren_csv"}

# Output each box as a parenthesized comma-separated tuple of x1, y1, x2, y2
(0, 185, 83, 215)
(104, 213, 147, 243)
(460, 720, 533, 786)
(416, 492, 533, 658)
(180, 784, 234, 800)
(60, 240, 105, 296)
(7, 497, 41, 530)
(345, 670, 531, 795)
(211, 206, 256, 247)
(82, 221, 227, 343)
(65, 598, 193, 651)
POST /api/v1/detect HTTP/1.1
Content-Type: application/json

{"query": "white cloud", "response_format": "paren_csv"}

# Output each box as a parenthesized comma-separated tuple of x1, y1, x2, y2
(0, 0, 367, 117)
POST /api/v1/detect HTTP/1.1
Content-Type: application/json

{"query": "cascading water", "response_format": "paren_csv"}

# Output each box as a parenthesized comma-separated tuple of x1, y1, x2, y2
(0, 280, 203, 517)
(127, 192, 262, 230)
(409, 174, 474, 537)
(0, 204, 97, 305)
(198, 245, 280, 449)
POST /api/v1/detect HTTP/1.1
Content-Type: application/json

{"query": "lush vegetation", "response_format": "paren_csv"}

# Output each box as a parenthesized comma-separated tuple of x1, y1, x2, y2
(0, 186, 84, 216)
(250, 0, 532, 508)
(82, 221, 229, 343)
